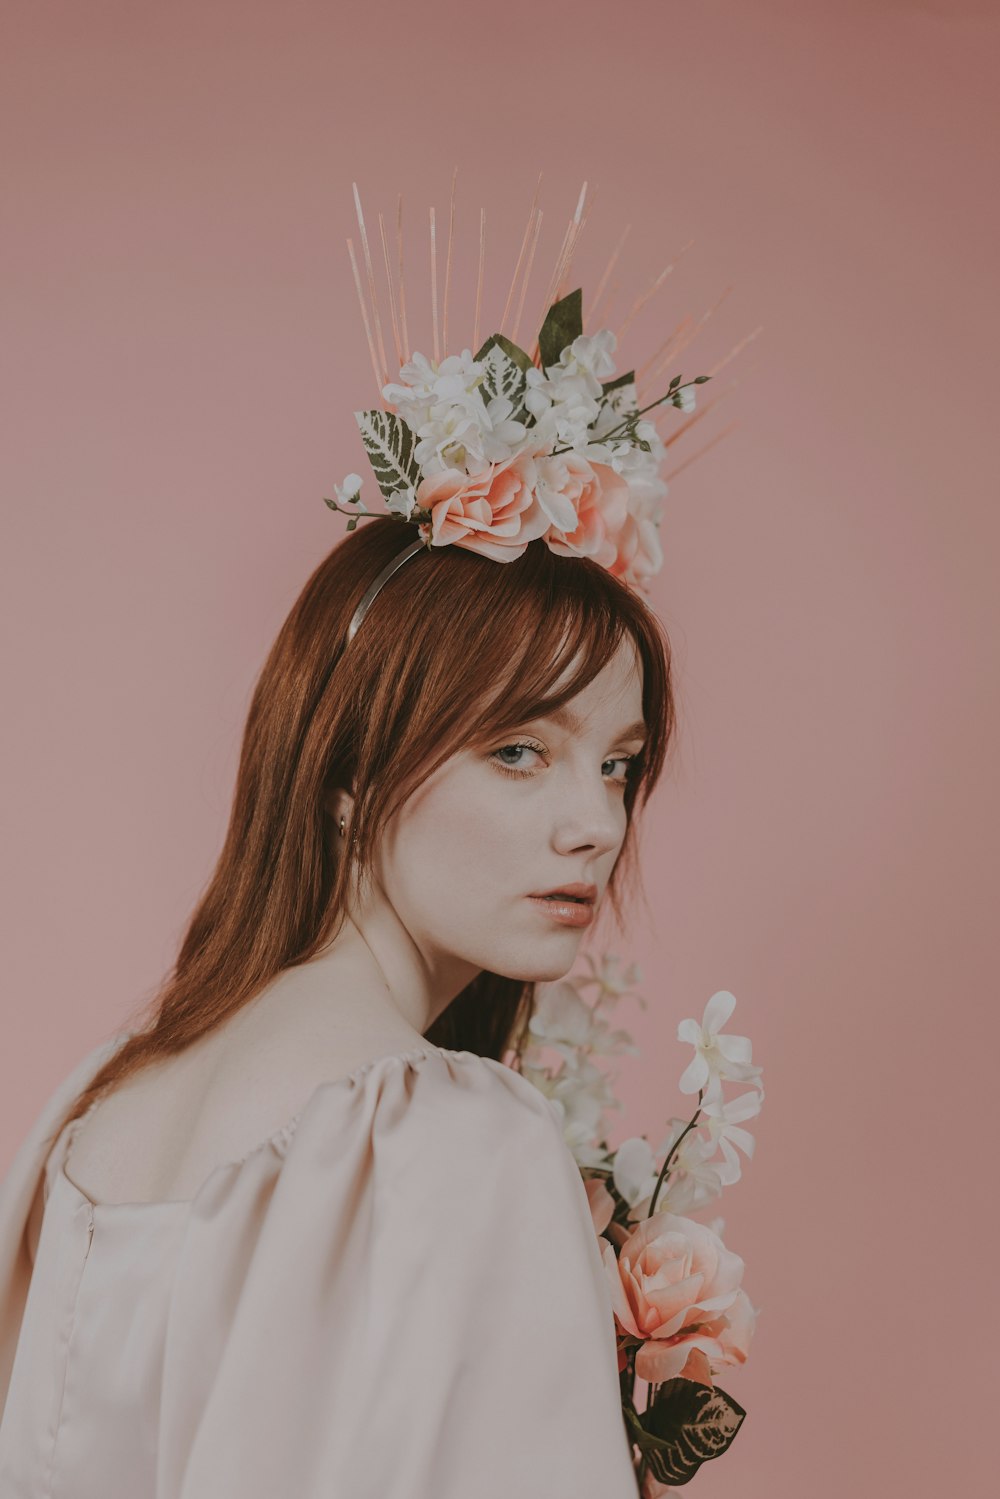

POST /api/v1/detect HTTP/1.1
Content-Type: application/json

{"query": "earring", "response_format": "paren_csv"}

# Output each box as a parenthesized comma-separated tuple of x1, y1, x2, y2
(338, 815, 346, 839)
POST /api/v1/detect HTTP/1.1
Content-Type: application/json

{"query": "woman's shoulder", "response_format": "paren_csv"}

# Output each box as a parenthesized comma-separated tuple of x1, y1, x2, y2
(6, 1036, 565, 1221)
(275, 1042, 567, 1183)
(260, 1043, 585, 1274)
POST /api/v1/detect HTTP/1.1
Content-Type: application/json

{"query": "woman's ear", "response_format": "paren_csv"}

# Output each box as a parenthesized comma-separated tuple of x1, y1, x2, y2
(323, 785, 355, 826)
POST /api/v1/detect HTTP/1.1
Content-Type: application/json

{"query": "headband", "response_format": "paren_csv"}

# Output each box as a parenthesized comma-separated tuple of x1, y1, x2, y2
(325, 176, 758, 646)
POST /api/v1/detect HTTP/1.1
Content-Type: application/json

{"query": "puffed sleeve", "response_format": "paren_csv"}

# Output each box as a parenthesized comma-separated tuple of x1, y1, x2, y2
(164, 1047, 639, 1499)
(337, 1052, 639, 1498)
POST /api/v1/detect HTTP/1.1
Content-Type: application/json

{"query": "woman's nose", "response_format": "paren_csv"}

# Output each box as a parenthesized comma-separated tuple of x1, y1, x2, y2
(551, 774, 624, 856)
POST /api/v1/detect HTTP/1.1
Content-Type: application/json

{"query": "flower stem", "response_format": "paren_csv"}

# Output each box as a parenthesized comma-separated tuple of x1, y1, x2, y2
(648, 1089, 703, 1218)
(550, 379, 706, 457)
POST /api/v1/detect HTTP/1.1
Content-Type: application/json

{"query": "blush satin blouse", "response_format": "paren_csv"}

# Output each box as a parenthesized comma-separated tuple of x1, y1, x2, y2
(0, 1033, 638, 1497)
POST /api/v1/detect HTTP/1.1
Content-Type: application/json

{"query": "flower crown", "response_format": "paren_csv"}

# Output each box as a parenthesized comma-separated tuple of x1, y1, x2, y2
(324, 178, 756, 642)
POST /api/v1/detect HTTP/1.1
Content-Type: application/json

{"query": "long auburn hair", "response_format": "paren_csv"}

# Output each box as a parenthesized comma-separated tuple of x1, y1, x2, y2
(48, 516, 678, 1149)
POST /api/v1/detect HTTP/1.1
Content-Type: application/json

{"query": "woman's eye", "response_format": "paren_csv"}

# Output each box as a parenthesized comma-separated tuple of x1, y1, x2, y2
(489, 742, 545, 776)
(488, 742, 637, 786)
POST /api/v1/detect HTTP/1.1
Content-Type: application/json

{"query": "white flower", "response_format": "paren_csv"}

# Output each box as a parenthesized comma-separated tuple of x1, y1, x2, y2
(587, 391, 633, 446)
(521, 329, 621, 452)
(477, 394, 529, 456)
(382, 352, 535, 477)
(586, 419, 667, 502)
(412, 402, 490, 475)
(522, 386, 599, 451)
(381, 349, 492, 472)
(609, 1135, 663, 1215)
(385, 483, 418, 520)
(381, 348, 485, 414)
(334, 472, 364, 505)
(521, 1053, 618, 1169)
(676, 991, 763, 1104)
(381, 350, 438, 403)
(675, 385, 696, 414)
(523, 365, 554, 420)
(580, 950, 645, 1005)
(549, 329, 619, 388)
(523, 977, 639, 1070)
(610, 1118, 731, 1222)
(603, 1108, 747, 1222)
(527, 979, 600, 1056)
(699, 1088, 763, 1184)
(649, 1120, 727, 1214)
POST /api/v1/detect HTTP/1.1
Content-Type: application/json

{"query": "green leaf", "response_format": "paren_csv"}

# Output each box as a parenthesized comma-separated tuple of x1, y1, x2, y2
(693, 374, 712, 383)
(473, 333, 532, 424)
(626, 1377, 746, 1486)
(353, 409, 422, 504)
(669, 374, 682, 390)
(538, 287, 583, 372)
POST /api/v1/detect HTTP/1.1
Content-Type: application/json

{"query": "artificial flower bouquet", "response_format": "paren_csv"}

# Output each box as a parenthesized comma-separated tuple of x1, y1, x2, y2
(514, 953, 764, 1494)
(326, 287, 711, 593)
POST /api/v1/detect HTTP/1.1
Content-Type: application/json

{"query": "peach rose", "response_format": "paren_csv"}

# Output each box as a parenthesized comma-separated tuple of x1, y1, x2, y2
(584, 1184, 722, 1383)
(600, 1210, 755, 1384)
(415, 451, 550, 561)
(605, 492, 663, 592)
(541, 456, 632, 570)
(584, 1176, 616, 1236)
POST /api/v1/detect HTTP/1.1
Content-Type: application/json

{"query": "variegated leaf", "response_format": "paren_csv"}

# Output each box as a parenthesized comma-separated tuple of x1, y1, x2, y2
(625, 1378, 746, 1487)
(354, 409, 421, 503)
(473, 333, 531, 424)
(473, 331, 532, 374)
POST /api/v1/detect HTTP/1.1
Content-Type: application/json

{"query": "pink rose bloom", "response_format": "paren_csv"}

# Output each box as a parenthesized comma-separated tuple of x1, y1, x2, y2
(600, 1209, 755, 1384)
(542, 456, 632, 571)
(584, 1177, 616, 1236)
(605, 492, 664, 593)
(416, 451, 550, 561)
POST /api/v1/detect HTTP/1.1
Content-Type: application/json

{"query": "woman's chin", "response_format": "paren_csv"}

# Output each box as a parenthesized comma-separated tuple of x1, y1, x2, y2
(495, 942, 584, 985)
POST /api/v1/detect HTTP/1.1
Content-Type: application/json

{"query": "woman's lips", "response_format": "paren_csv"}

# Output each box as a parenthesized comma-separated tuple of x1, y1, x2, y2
(526, 894, 594, 928)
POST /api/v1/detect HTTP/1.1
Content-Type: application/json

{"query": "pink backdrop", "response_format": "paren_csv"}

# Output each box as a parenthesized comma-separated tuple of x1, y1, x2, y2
(2, 2, 997, 1493)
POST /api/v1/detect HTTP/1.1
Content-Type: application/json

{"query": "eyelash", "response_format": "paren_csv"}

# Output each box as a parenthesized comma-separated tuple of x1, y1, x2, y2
(488, 739, 640, 789)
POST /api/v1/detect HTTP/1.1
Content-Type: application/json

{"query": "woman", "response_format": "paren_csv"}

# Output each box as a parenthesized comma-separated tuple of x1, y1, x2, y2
(0, 513, 675, 1496)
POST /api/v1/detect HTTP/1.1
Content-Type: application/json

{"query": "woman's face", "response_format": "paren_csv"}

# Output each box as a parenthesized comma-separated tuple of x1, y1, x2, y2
(363, 634, 647, 1001)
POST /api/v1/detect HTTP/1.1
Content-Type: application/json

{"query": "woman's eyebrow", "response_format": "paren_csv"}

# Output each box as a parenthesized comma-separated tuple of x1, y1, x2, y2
(616, 719, 649, 744)
(544, 706, 647, 742)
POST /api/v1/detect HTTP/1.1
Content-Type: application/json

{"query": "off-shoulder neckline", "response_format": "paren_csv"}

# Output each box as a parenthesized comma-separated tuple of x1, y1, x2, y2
(58, 1042, 471, 1214)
